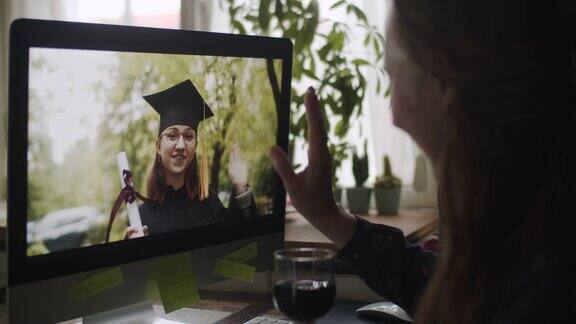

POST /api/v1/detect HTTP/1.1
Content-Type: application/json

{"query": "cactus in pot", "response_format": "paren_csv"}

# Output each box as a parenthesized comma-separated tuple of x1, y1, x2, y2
(346, 141, 372, 214)
(374, 155, 402, 215)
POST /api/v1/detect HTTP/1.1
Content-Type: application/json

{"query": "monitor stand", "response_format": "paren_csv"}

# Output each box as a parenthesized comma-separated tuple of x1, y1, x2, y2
(83, 300, 158, 324)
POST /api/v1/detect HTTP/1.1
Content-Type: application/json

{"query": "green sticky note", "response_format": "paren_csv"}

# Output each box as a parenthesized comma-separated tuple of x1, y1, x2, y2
(69, 268, 123, 302)
(151, 252, 200, 314)
(214, 258, 256, 283)
(223, 242, 258, 263)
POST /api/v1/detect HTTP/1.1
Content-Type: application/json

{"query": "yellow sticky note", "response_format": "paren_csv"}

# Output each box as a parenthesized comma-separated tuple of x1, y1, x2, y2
(151, 252, 200, 314)
(214, 258, 256, 283)
(69, 268, 123, 302)
(223, 242, 258, 263)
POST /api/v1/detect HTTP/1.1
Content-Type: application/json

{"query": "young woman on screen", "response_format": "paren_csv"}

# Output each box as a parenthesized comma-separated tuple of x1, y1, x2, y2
(270, 0, 576, 322)
(126, 79, 257, 238)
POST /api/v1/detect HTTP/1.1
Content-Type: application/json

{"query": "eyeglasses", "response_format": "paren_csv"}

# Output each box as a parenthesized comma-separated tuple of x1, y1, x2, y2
(160, 129, 196, 145)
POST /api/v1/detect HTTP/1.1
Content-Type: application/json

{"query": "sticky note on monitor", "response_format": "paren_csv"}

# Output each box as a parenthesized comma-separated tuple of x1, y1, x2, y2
(223, 242, 258, 263)
(151, 252, 200, 314)
(69, 268, 124, 302)
(214, 258, 256, 283)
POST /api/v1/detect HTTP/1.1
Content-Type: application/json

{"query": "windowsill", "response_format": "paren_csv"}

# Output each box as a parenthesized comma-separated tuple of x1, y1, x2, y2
(284, 207, 438, 275)
(284, 207, 439, 250)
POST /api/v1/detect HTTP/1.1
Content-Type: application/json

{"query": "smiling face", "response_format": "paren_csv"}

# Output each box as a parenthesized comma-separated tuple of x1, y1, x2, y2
(156, 125, 197, 175)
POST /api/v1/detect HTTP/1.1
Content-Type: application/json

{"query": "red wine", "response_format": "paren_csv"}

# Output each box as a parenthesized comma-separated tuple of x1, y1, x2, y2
(273, 279, 336, 322)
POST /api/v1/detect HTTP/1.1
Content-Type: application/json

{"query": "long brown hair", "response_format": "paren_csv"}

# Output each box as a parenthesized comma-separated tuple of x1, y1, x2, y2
(391, 0, 576, 322)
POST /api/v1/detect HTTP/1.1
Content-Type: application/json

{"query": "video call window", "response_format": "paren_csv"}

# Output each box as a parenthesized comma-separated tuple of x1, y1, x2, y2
(27, 48, 282, 256)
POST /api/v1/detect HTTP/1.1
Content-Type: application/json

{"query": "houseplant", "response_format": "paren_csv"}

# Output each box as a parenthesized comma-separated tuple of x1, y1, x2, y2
(330, 142, 347, 204)
(374, 155, 402, 215)
(346, 141, 371, 214)
(226, 0, 386, 181)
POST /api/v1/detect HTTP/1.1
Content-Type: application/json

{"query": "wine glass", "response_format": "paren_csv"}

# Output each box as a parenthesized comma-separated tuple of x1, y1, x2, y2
(273, 248, 336, 323)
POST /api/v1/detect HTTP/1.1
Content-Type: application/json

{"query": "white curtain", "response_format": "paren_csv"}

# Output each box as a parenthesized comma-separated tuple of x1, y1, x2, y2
(180, 0, 214, 31)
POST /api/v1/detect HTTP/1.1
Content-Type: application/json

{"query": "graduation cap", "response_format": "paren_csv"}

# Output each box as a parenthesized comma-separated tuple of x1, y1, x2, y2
(143, 79, 214, 134)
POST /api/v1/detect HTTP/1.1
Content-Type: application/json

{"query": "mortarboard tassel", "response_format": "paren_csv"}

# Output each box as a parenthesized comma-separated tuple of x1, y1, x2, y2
(198, 102, 210, 200)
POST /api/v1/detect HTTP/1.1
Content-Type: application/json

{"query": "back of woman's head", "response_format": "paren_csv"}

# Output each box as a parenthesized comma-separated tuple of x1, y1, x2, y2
(390, 0, 576, 322)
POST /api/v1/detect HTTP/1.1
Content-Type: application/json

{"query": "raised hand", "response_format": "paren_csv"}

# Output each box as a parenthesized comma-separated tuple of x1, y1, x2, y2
(269, 87, 356, 249)
(228, 143, 249, 194)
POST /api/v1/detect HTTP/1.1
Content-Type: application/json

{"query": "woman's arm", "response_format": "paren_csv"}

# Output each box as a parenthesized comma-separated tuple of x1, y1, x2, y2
(340, 215, 436, 315)
(269, 87, 436, 315)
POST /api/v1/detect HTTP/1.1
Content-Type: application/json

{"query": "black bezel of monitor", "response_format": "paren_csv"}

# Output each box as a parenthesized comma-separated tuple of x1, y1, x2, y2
(8, 18, 292, 286)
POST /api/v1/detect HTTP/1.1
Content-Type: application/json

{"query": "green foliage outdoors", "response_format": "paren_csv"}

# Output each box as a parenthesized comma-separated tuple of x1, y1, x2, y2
(225, 0, 386, 184)
(352, 140, 369, 187)
(28, 52, 280, 251)
(375, 155, 401, 188)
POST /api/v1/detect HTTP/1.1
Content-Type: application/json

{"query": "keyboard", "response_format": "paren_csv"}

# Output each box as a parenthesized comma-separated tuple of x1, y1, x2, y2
(242, 316, 293, 324)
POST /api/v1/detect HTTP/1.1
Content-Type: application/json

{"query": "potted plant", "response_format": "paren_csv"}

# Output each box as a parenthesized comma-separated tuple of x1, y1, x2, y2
(347, 141, 371, 214)
(330, 143, 347, 204)
(374, 155, 402, 215)
(333, 172, 343, 204)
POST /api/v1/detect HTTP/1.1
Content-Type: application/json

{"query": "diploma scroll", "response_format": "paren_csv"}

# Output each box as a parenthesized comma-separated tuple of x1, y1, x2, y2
(117, 151, 144, 237)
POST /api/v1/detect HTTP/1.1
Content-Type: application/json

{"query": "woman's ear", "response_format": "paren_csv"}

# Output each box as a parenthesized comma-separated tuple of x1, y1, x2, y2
(155, 139, 161, 155)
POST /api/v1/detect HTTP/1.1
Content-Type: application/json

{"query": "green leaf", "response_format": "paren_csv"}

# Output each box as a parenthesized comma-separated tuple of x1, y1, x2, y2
(302, 68, 318, 80)
(325, 94, 340, 114)
(232, 20, 247, 34)
(330, 0, 347, 10)
(258, 0, 273, 31)
(293, 55, 303, 80)
(351, 5, 368, 24)
(372, 37, 382, 57)
(334, 31, 345, 50)
(274, 0, 284, 21)
(308, 53, 316, 74)
(295, 112, 307, 135)
(363, 34, 371, 47)
(301, 1, 319, 48)
(335, 118, 349, 138)
(245, 15, 258, 23)
(318, 43, 331, 60)
(352, 58, 370, 66)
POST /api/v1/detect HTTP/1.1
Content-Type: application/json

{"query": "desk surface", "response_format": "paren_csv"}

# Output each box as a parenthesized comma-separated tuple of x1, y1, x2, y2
(47, 291, 404, 324)
(284, 207, 438, 249)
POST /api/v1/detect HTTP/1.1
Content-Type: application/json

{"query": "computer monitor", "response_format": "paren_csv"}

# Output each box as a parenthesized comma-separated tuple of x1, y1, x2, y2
(8, 19, 291, 323)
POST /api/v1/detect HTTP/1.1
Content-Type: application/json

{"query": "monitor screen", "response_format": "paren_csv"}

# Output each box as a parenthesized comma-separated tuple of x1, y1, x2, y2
(27, 48, 282, 256)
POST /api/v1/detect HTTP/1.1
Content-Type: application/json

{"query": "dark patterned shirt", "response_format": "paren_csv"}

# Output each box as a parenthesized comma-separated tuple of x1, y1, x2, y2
(339, 216, 576, 322)
(340, 217, 436, 316)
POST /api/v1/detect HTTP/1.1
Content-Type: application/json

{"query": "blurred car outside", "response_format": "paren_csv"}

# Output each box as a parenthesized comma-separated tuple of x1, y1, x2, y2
(33, 206, 105, 253)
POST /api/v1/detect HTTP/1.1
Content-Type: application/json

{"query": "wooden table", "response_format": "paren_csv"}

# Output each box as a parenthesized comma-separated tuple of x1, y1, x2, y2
(284, 207, 439, 250)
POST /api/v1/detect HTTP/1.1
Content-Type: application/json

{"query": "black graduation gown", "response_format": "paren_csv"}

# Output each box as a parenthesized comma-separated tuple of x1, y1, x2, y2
(139, 186, 257, 235)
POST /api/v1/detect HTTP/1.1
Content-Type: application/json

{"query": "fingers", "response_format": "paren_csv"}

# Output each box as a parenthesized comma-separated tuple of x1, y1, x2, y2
(304, 87, 330, 169)
(229, 144, 243, 168)
(269, 145, 297, 193)
(127, 226, 148, 239)
(305, 87, 327, 148)
(126, 227, 136, 239)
